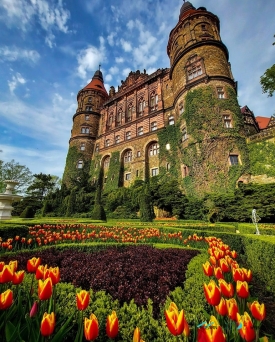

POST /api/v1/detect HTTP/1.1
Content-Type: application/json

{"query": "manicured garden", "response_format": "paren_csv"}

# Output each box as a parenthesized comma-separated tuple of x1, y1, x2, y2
(0, 219, 275, 341)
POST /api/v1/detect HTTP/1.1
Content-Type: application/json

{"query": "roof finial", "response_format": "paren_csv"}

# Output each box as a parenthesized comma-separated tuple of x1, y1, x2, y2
(99, 64, 101, 71)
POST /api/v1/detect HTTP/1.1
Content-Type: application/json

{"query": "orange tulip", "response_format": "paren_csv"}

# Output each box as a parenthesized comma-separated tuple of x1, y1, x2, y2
(233, 268, 245, 282)
(0, 265, 14, 283)
(12, 270, 25, 285)
(215, 297, 228, 316)
(8, 260, 18, 273)
(40, 312, 55, 337)
(165, 302, 186, 336)
(218, 279, 234, 298)
(203, 280, 221, 306)
(0, 289, 13, 310)
(133, 327, 145, 342)
(202, 261, 214, 277)
(106, 311, 119, 339)
(84, 313, 99, 341)
(44, 267, 60, 285)
(231, 250, 238, 258)
(214, 267, 224, 280)
(27, 257, 41, 273)
(38, 278, 53, 300)
(237, 312, 255, 342)
(250, 301, 266, 321)
(76, 290, 90, 311)
(236, 280, 249, 299)
(226, 298, 238, 321)
(198, 316, 226, 342)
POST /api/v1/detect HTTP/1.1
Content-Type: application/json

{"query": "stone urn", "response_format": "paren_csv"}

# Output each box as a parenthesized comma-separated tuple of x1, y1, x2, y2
(0, 180, 22, 220)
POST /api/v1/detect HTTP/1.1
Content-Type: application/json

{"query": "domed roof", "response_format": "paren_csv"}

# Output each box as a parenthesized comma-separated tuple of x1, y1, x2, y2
(83, 69, 108, 97)
(179, 1, 195, 19)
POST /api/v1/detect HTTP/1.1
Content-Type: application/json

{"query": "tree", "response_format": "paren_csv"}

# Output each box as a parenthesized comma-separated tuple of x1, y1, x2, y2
(26, 173, 57, 202)
(139, 183, 154, 222)
(0, 159, 33, 194)
(260, 34, 275, 97)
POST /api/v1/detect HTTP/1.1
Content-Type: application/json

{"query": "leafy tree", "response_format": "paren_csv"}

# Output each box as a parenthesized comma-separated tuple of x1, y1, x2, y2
(0, 159, 33, 194)
(139, 183, 155, 222)
(27, 173, 57, 202)
(260, 34, 275, 97)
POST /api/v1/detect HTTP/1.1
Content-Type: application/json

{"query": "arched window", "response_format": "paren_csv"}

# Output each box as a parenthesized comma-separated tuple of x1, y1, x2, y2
(149, 143, 159, 156)
(103, 156, 110, 168)
(77, 160, 83, 169)
(124, 150, 132, 163)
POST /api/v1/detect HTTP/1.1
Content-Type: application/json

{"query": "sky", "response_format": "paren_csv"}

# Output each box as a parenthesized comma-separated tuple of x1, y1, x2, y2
(0, 0, 275, 180)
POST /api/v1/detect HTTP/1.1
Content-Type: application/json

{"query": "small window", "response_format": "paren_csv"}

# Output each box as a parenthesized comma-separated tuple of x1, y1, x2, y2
(85, 115, 90, 120)
(104, 157, 110, 168)
(150, 93, 158, 110)
(77, 160, 83, 169)
(217, 87, 224, 99)
(186, 55, 204, 81)
(166, 163, 170, 171)
(149, 143, 159, 156)
(136, 170, 139, 177)
(81, 127, 89, 134)
(182, 165, 189, 178)
(104, 177, 107, 184)
(80, 143, 85, 151)
(115, 135, 120, 144)
(88, 97, 92, 102)
(138, 126, 143, 136)
(125, 173, 131, 180)
(229, 155, 239, 165)
(137, 151, 141, 157)
(124, 150, 132, 162)
(201, 24, 206, 31)
(168, 116, 175, 125)
(126, 131, 131, 140)
(151, 121, 157, 131)
(179, 102, 184, 115)
(151, 168, 159, 176)
(182, 128, 188, 141)
(86, 127, 90, 133)
(105, 139, 110, 147)
(85, 106, 92, 111)
(95, 144, 99, 152)
(223, 115, 232, 128)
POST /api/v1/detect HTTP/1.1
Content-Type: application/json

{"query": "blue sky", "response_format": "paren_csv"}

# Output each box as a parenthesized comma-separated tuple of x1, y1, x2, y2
(0, 0, 275, 180)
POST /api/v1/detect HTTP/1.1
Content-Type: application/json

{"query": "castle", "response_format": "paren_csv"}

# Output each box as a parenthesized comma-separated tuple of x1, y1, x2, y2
(63, 1, 275, 197)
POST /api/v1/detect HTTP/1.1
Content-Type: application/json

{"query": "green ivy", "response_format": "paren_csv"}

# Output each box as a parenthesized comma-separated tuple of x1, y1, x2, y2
(248, 140, 275, 177)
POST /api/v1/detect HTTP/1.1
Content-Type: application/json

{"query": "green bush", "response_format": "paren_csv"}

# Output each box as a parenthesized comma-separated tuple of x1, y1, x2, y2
(20, 206, 35, 218)
(91, 204, 107, 221)
(0, 224, 28, 240)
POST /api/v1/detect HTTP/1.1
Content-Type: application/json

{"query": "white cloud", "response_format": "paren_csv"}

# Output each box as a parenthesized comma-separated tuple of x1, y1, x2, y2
(0, 46, 40, 63)
(8, 72, 26, 93)
(115, 57, 124, 64)
(107, 32, 117, 46)
(127, 20, 134, 30)
(105, 74, 112, 82)
(0, 0, 70, 46)
(122, 68, 131, 77)
(45, 32, 56, 48)
(109, 66, 119, 75)
(120, 39, 132, 52)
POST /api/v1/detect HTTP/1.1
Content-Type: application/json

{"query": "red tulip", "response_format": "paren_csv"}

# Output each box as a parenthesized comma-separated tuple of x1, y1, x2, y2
(106, 311, 119, 338)
(36, 265, 47, 280)
(219, 258, 230, 273)
(0, 262, 5, 272)
(236, 280, 249, 299)
(84, 313, 99, 341)
(209, 256, 217, 266)
(198, 316, 226, 342)
(76, 290, 90, 311)
(237, 312, 255, 342)
(203, 280, 221, 306)
(214, 267, 224, 280)
(12, 270, 25, 285)
(242, 268, 253, 282)
(215, 297, 228, 316)
(218, 279, 234, 298)
(40, 312, 55, 337)
(165, 302, 186, 336)
(27, 257, 41, 273)
(8, 260, 18, 273)
(202, 261, 214, 277)
(0, 265, 14, 283)
(233, 268, 245, 282)
(44, 267, 60, 285)
(231, 250, 238, 258)
(226, 298, 238, 321)
(38, 278, 53, 300)
(0, 289, 13, 310)
(249, 301, 266, 321)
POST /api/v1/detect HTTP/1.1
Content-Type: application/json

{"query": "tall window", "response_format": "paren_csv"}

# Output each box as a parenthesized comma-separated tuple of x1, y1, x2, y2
(80, 143, 85, 151)
(126, 131, 131, 140)
(137, 151, 141, 157)
(217, 87, 224, 99)
(105, 139, 110, 147)
(179, 102, 184, 115)
(95, 144, 99, 152)
(182, 127, 188, 141)
(116, 109, 122, 126)
(103, 156, 110, 168)
(126, 104, 133, 122)
(108, 113, 113, 126)
(138, 126, 143, 136)
(138, 98, 146, 116)
(168, 116, 175, 125)
(186, 55, 204, 82)
(124, 150, 132, 162)
(149, 143, 159, 156)
(223, 115, 232, 128)
(115, 135, 120, 144)
(182, 165, 189, 178)
(125, 173, 131, 180)
(151, 121, 157, 131)
(150, 92, 158, 110)
(77, 160, 83, 169)
(229, 155, 239, 165)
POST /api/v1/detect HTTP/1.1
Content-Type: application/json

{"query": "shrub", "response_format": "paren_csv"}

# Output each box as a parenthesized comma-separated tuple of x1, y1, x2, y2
(20, 206, 35, 218)
(91, 204, 107, 221)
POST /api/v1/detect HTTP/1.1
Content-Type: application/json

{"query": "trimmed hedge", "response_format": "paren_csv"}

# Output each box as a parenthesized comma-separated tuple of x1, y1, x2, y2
(0, 224, 29, 240)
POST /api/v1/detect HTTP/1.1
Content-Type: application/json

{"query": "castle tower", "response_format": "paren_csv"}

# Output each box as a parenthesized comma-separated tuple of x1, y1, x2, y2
(167, 1, 249, 195)
(63, 69, 109, 186)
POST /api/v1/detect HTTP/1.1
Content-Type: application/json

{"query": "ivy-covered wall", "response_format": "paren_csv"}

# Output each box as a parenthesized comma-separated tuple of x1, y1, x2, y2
(180, 86, 250, 197)
(248, 140, 275, 177)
